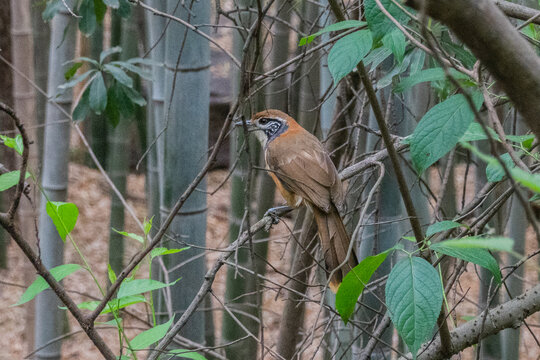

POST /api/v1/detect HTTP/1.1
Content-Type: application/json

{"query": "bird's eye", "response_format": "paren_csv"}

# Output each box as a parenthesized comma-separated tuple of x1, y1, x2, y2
(259, 118, 268, 125)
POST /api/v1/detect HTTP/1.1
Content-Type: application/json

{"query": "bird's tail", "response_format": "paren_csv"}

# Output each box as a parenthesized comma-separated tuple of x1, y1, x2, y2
(312, 204, 358, 293)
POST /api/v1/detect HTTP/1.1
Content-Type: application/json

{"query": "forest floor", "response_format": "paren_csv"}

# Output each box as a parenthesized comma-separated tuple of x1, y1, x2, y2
(0, 162, 538, 359)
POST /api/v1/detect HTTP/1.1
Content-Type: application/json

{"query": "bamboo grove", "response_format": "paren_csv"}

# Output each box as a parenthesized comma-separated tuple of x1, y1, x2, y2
(0, 0, 540, 359)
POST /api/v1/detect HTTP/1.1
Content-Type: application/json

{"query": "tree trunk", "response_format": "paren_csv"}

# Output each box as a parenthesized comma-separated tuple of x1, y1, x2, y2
(34, 2, 76, 358)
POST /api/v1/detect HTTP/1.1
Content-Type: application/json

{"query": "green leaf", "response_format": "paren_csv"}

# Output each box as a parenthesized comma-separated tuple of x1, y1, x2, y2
(365, 0, 410, 41)
(107, 263, 117, 284)
(510, 167, 540, 193)
(410, 92, 483, 174)
(14, 264, 82, 306)
(486, 152, 515, 182)
(459, 122, 499, 142)
(0, 171, 30, 192)
(151, 247, 189, 260)
(382, 29, 406, 63)
(57, 70, 96, 94)
(167, 349, 207, 360)
(74, 295, 146, 314)
(121, 84, 146, 106)
(130, 316, 174, 350)
(506, 134, 535, 149)
(363, 46, 392, 70)
(436, 236, 514, 252)
(426, 220, 465, 237)
(116, 0, 131, 18)
(94, 0, 107, 23)
(103, 64, 133, 88)
(43, 0, 62, 21)
(377, 49, 414, 89)
(0, 134, 24, 155)
(336, 250, 390, 323)
(73, 86, 91, 121)
(65, 62, 83, 80)
(394, 68, 470, 93)
(298, 20, 366, 46)
(103, 0, 119, 8)
(45, 201, 79, 242)
(78, 0, 97, 36)
(144, 217, 153, 235)
(328, 30, 373, 85)
(408, 49, 425, 75)
(89, 72, 107, 114)
(110, 61, 152, 80)
(99, 46, 122, 64)
(386, 257, 443, 357)
(402, 236, 416, 243)
(117, 278, 179, 298)
(113, 228, 144, 243)
(430, 243, 501, 284)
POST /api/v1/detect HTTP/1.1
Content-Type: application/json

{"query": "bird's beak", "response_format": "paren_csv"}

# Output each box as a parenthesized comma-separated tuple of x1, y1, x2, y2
(234, 119, 252, 127)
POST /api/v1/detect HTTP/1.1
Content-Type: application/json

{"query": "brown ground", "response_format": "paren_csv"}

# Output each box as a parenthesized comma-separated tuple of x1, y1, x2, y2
(0, 163, 539, 359)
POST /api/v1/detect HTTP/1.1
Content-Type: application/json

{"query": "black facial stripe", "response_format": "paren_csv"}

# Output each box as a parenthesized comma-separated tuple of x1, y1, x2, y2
(264, 120, 288, 143)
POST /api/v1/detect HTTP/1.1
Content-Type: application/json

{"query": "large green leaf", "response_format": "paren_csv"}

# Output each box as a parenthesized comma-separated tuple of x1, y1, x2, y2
(0, 171, 30, 192)
(395, 68, 470, 93)
(410, 93, 483, 174)
(45, 201, 79, 242)
(430, 243, 501, 284)
(103, 64, 133, 88)
(328, 30, 373, 85)
(365, 0, 410, 41)
(336, 250, 390, 323)
(78, 0, 97, 36)
(89, 72, 107, 114)
(14, 264, 82, 306)
(73, 87, 91, 121)
(363, 46, 392, 70)
(436, 236, 514, 252)
(459, 122, 499, 142)
(486, 152, 515, 182)
(510, 167, 540, 193)
(382, 29, 406, 63)
(426, 220, 465, 237)
(298, 20, 366, 46)
(130, 316, 174, 350)
(386, 257, 443, 357)
(117, 278, 179, 298)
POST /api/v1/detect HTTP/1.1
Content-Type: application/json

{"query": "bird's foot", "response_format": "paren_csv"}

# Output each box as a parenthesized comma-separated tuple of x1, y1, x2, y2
(263, 206, 290, 229)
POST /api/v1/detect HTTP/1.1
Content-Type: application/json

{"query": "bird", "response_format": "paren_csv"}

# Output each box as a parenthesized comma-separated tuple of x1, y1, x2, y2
(238, 109, 358, 292)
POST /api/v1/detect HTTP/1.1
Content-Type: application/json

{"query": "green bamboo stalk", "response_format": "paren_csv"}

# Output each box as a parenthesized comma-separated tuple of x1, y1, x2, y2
(501, 115, 528, 360)
(0, 2, 13, 271)
(106, 12, 136, 280)
(160, 0, 210, 343)
(31, 0, 49, 157)
(34, 2, 76, 359)
(10, 0, 37, 351)
(144, 0, 167, 329)
(222, 1, 260, 356)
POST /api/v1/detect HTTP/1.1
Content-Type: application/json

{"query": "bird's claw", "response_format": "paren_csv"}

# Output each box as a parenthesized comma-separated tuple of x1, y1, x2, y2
(264, 208, 281, 225)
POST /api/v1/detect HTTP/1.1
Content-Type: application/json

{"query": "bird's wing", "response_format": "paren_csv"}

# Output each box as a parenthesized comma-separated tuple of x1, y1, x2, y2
(266, 133, 343, 212)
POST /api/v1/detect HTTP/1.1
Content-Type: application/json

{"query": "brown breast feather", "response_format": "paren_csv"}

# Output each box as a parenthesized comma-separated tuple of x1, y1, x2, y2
(266, 129, 343, 213)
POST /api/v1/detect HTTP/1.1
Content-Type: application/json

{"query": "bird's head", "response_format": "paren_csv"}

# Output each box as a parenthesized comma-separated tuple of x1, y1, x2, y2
(236, 109, 293, 147)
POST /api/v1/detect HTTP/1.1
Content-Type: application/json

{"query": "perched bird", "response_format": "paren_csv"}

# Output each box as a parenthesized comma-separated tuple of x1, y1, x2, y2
(239, 109, 358, 292)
